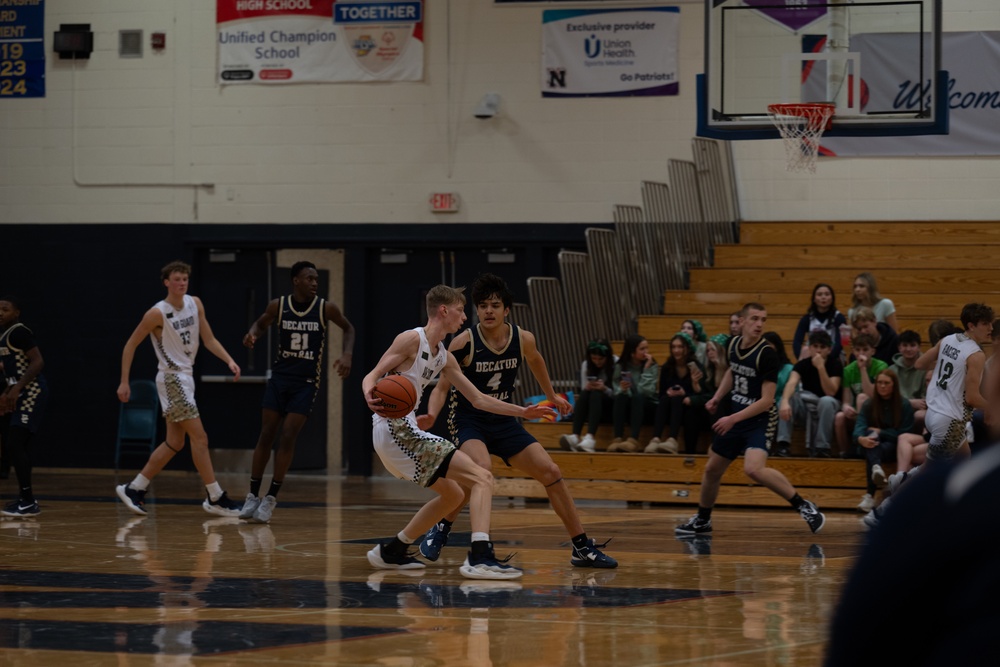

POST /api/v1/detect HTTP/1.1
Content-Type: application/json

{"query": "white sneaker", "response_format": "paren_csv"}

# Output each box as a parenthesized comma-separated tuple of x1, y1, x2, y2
(871, 464, 887, 489)
(577, 434, 596, 452)
(559, 434, 579, 451)
(857, 493, 875, 512)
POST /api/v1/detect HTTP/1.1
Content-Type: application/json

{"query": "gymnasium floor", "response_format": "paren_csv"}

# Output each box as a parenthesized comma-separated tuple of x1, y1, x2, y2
(0, 469, 863, 666)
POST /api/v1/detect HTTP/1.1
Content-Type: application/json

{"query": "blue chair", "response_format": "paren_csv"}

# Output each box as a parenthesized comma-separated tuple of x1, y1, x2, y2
(115, 380, 160, 468)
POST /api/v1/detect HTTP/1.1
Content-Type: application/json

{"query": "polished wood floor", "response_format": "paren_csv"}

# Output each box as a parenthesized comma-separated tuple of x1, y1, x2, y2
(0, 469, 865, 666)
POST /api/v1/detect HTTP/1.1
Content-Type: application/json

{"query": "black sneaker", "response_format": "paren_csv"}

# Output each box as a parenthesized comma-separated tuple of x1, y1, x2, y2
(799, 499, 826, 534)
(116, 484, 147, 516)
(675, 515, 712, 535)
(367, 542, 425, 570)
(203, 491, 242, 517)
(774, 442, 791, 457)
(2, 498, 40, 517)
(570, 538, 618, 568)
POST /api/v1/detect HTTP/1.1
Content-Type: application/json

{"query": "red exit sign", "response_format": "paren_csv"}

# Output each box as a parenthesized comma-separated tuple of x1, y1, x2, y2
(429, 192, 460, 213)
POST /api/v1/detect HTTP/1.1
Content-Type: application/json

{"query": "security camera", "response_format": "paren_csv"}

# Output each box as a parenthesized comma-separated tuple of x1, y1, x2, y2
(474, 92, 501, 119)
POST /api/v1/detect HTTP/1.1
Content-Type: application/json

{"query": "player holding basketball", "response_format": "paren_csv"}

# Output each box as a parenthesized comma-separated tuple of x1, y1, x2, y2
(675, 302, 826, 537)
(115, 261, 243, 517)
(238, 260, 355, 524)
(864, 303, 994, 528)
(416, 273, 618, 568)
(364, 284, 554, 580)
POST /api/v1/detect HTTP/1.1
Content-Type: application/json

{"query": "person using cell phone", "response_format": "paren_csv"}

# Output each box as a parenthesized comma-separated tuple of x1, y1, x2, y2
(647, 333, 709, 454)
(607, 335, 658, 452)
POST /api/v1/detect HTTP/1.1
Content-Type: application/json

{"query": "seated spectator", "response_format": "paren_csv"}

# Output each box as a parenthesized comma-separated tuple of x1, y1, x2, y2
(647, 333, 707, 454)
(928, 318, 961, 346)
(853, 368, 920, 513)
(792, 283, 848, 362)
(835, 333, 888, 457)
(848, 271, 899, 332)
(690, 333, 731, 431)
(778, 330, 843, 458)
(890, 329, 927, 431)
(560, 339, 616, 453)
(607, 335, 658, 453)
(850, 306, 899, 366)
(763, 331, 795, 454)
(680, 319, 709, 368)
(728, 311, 742, 338)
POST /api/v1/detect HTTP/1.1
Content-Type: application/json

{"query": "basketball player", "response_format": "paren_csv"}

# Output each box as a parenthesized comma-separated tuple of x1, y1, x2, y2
(115, 261, 243, 517)
(0, 297, 48, 517)
(415, 273, 618, 568)
(238, 261, 355, 524)
(675, 302, 826, 536)
(864, 303, 994, 528)
(364, 284, 554, 580)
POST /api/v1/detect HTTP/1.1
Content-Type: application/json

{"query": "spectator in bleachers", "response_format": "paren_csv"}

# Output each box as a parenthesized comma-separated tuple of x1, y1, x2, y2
(792, 283, 848, 362)
(728, 312, 742, 338)
(646, 333, 707, 454)
(701, 334, 731, 417)
(560, 339, 616, 453)
(607, 334, 658, 453)
(681, 319, 709, 368)
(850, 307, 899, 366)
(835, 332, 888, 458)
(848, 272, 899, 332)
(778, 330, 843, 458)
(762, 332, 795, 456)
(853, 368, 918, 513)
(928, 318, 961, 346)
(890, 329, 927, 431)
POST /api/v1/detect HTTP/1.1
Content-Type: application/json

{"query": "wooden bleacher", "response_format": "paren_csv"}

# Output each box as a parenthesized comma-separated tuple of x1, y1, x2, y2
(498, 221, 1000, 510)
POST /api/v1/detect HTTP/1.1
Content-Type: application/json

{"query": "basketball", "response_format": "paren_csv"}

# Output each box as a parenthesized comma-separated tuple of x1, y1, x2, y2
(373, 375, 418, 419)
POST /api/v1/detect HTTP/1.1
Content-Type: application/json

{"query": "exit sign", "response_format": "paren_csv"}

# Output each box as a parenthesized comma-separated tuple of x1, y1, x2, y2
(429, 192, 460, 213)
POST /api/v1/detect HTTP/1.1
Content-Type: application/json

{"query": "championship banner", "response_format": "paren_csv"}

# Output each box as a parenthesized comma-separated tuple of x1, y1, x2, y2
(817, 32, 1000, 157)
(217, 0, 424, 84)
(541, 7, 679, 98)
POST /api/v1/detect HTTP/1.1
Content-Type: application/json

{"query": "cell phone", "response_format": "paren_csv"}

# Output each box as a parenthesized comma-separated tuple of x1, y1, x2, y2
(671, 385, 682, 390)
(587, 375, 598, 381)
(687, 361, 697, 370)
(621, 371, 632, 382)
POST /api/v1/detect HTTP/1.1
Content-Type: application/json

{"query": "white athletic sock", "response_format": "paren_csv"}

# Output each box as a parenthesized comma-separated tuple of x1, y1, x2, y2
(130, 474, 151, 491)
(398, 531, 415, 544)
(205, 481, 223, 502)
(471, 532, 490, 544)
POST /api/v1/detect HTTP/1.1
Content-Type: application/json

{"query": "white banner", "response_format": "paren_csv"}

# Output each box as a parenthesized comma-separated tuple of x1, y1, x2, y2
(541, 7, 679, 98)
(819, 32, 1000, 156)
(217, 0, 424, 85)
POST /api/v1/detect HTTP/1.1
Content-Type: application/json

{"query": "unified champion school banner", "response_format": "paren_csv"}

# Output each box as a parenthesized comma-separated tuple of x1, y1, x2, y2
(217, 0, 424, 84)
(817, 32, 1000, 156)
(541, 7, 679, 98)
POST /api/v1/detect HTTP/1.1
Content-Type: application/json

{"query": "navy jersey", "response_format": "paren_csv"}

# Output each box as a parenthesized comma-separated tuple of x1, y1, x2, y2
(727, 335, 779, 424)
(0, 323, 42, 392)
(449, 323, 523, 423)
(273, 295, 326, 385)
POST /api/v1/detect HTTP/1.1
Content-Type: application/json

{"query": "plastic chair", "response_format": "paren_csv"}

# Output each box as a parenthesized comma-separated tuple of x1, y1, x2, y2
(115, 380, 160, 468)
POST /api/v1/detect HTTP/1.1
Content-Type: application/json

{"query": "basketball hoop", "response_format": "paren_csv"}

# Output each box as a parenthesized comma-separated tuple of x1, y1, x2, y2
(767, 102, 836, 173)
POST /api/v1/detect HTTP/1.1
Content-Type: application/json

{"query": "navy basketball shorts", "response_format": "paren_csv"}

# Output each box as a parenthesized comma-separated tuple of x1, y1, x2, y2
(6, 378, 47, 434)
(262, 375, 319, 416)
(711, 418, 770, 460)
(454, 414, 537, 466)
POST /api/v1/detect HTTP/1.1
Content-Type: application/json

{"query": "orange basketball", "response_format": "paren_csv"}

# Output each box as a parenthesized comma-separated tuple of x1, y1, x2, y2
(373, 375, 418, 419)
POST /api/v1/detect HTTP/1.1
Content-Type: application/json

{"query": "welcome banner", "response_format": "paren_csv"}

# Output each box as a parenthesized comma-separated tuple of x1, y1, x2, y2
(217, 0, 424, 84)
(541, 7, 679, 98)
(818, 32, 1000, 156)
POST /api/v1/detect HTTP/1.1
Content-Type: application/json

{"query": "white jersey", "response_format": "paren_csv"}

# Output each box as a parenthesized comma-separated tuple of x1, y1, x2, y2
(926, 332, 982, 422)
(372, 327, 447, 425)
(152, 295, 199, 375)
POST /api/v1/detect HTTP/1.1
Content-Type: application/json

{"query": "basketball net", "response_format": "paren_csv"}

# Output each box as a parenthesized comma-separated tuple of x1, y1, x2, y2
(767, 103, 836, 173)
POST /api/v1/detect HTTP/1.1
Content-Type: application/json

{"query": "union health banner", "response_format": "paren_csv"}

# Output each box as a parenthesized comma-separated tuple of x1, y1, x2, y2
(542, 7, 679, 98)
(217, 0, 423, 84)
(817, 32, 1000, 156)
